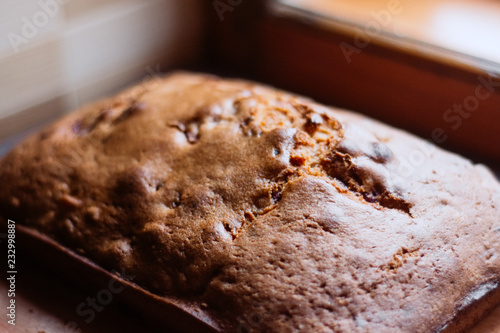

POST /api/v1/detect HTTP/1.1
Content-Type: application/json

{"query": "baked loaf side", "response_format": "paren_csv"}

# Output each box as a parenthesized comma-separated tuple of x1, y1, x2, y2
(1, 72, 500, 332)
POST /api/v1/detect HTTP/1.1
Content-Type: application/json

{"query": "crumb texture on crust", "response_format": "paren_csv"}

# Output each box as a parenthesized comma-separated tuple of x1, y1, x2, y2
(1, 72, 500, 332)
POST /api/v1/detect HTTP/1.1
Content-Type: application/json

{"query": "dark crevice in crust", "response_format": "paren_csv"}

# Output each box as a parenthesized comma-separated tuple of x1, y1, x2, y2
(235, 97, 410, 223)
(320, 151, 412, 215)
(286, 103, 412, 216)
(113, 101, 147, 124)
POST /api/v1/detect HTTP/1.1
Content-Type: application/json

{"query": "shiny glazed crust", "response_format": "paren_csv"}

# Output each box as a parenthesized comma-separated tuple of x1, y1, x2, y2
(1, 72, 500, 332)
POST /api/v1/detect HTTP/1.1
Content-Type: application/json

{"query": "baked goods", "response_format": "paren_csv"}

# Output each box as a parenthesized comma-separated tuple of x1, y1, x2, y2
(1, 72, 500, 332)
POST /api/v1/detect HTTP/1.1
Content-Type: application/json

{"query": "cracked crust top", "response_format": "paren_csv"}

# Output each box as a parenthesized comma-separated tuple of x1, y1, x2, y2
(1, 72, 500, 332)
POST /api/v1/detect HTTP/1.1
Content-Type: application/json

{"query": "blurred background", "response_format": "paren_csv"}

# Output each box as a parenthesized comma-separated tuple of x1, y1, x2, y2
(0, 0, 204, 151)
(1, 0, 499, 168)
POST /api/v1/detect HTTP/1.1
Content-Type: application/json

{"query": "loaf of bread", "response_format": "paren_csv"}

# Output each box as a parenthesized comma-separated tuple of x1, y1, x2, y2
(1, 72, 500, 332)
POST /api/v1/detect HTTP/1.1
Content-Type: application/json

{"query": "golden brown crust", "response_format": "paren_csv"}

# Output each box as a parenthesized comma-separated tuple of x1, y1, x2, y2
(1, 72, 500, 332)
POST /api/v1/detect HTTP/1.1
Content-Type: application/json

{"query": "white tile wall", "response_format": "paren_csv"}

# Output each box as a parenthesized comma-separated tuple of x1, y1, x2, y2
(0, 0, 65, 56)
(0, 0, 204, 142)
(0, 36, 67, 119)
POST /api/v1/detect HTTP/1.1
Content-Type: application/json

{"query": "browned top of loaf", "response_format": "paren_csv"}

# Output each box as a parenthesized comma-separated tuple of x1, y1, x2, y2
(1, 72, 500, 332)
